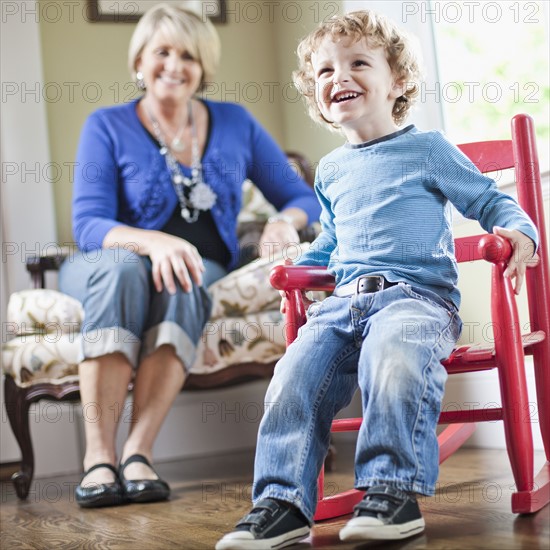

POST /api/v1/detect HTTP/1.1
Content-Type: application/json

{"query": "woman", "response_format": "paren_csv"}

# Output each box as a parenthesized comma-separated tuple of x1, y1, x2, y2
(59, 3, 320, 508)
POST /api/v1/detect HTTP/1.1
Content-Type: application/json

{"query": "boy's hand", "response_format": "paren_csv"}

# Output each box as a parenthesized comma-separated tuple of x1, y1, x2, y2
(493, 226, 539, 294)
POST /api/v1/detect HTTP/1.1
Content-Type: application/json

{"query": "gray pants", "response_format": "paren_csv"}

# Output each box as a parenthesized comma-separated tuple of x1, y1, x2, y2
(59, 248, 227, 370)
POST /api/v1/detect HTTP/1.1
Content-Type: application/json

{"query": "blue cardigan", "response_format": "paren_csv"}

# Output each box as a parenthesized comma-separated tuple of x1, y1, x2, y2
(72, 99, 320, 270)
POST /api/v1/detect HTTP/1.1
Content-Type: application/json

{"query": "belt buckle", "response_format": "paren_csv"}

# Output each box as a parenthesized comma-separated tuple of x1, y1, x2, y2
(356, 276, 384, 294)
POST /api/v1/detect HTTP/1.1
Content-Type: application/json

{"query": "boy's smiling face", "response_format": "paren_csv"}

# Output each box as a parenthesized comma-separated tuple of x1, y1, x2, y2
(312, 35, 404, 143)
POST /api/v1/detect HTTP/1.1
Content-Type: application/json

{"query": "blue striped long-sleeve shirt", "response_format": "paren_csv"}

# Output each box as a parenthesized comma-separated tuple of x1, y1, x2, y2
(296, 125, 538, 309)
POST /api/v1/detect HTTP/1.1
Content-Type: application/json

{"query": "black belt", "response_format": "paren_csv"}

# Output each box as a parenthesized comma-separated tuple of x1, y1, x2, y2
(333, 275, 399, 297)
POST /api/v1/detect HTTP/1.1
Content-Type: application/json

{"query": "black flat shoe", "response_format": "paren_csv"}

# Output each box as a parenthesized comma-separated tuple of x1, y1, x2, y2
(118, 454, 170, 503)
(75, 463, 125, 508)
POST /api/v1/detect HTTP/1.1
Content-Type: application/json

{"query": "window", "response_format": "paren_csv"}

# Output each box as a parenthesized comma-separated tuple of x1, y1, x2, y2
(431, 0, 549, 171)
(344, 1, 550, 172)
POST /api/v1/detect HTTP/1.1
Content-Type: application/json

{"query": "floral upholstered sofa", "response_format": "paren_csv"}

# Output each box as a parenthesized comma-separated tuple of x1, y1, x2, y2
(2, 153, 320, 499)
(3, 249, 303, 386)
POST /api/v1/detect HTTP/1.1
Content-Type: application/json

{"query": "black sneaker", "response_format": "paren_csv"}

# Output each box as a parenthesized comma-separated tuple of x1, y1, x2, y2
(339, 485, 425, 541)
(215, 498, 310, 550)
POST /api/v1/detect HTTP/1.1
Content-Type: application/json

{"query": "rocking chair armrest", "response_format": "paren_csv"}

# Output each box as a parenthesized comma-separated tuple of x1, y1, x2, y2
(478, 234, 513, 265)
(271, 235, 512, 293)
(270, 264, 335, 292)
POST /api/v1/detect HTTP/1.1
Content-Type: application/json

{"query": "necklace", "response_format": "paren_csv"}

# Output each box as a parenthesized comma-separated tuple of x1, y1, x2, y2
(170, 130, 186, 152)
(146, 102, 217, 223)
(170, 108, 188, 152)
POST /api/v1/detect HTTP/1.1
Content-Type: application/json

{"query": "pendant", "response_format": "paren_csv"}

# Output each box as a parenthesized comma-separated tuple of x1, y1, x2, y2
(171, 137, 186, 152)
(181, 207, 191, 221)
(189, 182, 217, 211)
(181, 207, 199, 223)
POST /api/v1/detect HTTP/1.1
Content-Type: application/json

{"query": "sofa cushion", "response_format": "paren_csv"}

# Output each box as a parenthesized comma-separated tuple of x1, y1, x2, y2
(2, 334, 80, 386)
(192, 310, 286, 375)
(2, 309, 287, 385)
(209, 254, 284, 320)
(7, 289, 84, 334)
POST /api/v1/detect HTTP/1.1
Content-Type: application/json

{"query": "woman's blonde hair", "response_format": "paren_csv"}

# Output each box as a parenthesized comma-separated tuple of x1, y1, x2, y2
(293, 10, 423, 130)
(128, 3, 220, 91)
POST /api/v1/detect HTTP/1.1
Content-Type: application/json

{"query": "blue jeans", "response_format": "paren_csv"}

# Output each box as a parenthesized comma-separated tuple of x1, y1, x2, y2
(59, 248, 227, 370)
(252, 283, 462, 522)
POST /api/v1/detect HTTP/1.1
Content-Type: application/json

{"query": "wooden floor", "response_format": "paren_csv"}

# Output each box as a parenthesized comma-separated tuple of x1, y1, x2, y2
(1, 444, 548, 549)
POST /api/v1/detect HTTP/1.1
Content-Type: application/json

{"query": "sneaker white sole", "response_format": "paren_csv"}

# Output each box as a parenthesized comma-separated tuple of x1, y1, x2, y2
(339, 517, 425, 541)
(215, 526, 310, 550)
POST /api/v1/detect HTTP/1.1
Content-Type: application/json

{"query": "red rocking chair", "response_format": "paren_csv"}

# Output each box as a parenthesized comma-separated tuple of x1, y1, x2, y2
(270, 114, 549, 520)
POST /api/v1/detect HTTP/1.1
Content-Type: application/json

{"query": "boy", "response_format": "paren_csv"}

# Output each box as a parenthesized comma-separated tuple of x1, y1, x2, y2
(217, 10, 538, 550)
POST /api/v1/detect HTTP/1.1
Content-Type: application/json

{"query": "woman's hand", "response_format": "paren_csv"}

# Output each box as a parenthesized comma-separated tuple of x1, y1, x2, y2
(103, 226, 205, 294)
(493, 226, 539, 294)
(146, 231, 205, 294)
(259, 220, 301, 261)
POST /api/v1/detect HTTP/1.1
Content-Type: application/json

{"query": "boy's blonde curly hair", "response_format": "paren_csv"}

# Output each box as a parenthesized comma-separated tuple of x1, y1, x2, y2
(293, 10, 423, 130)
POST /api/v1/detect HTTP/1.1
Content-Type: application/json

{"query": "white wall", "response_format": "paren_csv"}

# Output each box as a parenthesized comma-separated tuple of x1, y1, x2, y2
(0, 0, 81, 472)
